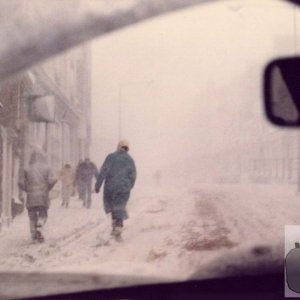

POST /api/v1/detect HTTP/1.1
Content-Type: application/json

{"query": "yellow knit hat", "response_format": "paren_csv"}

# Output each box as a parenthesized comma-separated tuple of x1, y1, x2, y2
(117, 139, 129, 150)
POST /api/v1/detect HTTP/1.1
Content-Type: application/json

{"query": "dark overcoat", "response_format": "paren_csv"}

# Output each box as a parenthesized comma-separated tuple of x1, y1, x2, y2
(76, 160, 98, 184)
(95, 149, 136, 220)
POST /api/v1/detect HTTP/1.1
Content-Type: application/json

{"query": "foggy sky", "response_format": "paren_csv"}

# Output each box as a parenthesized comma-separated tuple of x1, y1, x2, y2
(90, 0, 297, 186)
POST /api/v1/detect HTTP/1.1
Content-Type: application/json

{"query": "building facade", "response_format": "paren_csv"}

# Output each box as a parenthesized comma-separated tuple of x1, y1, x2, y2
(0, 22, 91, 228)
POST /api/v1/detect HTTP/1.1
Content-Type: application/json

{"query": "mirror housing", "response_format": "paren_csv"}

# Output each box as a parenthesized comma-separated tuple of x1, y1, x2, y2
(264, 57, 300, 126)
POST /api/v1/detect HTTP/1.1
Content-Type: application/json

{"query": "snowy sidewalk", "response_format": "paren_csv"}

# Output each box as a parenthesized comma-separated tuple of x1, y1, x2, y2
(1, 183, 299, 274)
(0, 183, 300, 298)
(0, 194, 104, 271)
(0, 188, 194, 279)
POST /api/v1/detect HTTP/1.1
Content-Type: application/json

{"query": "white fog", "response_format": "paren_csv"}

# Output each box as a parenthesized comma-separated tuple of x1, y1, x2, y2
(91, 0, 297, 188)
(0, 0, 300, 298)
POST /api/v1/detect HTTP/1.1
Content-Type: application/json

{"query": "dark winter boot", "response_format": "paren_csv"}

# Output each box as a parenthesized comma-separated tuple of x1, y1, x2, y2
(36, 216, 46, 243)
(111, 220, 117, 236)
(36, 230, 44, 243)
(31, 231, 38, 243)
(112, 226, 123, 242)
(114, 226, 123, 242)
(111, 218, 123, 241)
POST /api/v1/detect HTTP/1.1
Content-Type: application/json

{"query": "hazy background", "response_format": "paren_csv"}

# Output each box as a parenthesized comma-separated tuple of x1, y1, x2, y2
(90, 0, 298, 188)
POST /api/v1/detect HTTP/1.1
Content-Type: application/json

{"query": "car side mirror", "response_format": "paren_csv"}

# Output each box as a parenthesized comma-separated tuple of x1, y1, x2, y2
(264, 57, 300, 126)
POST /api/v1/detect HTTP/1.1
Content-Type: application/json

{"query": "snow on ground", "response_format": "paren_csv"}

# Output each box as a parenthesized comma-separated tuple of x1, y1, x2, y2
(0, 182, 300, 297)
(0, 187, 195, 280)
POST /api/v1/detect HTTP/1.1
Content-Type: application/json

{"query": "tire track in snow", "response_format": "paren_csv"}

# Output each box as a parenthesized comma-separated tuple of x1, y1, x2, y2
(182, 190, 238, 252)
(182, 187, 282, 270)
(210, 188, 281, 243)
(49, 219, 101, 249)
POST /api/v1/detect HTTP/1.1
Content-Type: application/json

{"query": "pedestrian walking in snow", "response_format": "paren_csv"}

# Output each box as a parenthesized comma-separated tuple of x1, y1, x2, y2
(59, 164, 75, 208)
(75, 159, 83, 200)
(95, 140, 136, 241)
(75, 158, 98, 208)
(18, 150, 57, 243)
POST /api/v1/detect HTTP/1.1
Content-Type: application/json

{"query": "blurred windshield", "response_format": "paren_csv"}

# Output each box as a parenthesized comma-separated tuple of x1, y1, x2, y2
(0, 0, 299, 298)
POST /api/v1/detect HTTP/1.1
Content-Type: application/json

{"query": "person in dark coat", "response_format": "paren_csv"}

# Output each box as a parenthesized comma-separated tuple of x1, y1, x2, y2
(95, 139, 136, 241)
(75, 159, 84, 200)
(18, 150, 57, 243)
(75, 157, 98, 208)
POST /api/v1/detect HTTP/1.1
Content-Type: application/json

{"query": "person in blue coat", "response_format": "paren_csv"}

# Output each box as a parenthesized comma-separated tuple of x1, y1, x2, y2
(95, 139, 136, 241)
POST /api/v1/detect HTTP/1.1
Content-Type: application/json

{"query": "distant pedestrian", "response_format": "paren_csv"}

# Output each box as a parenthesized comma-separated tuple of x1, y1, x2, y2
(59, 164, 75, 208)
(75, 159, 83, 200)
(95, 140, 136, 241)
(18, 150, 57, 243)
(75, 158, 98, 208)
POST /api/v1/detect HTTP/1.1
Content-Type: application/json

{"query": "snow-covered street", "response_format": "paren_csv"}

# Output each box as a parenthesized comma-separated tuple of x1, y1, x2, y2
(0, 183, 299, 298)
